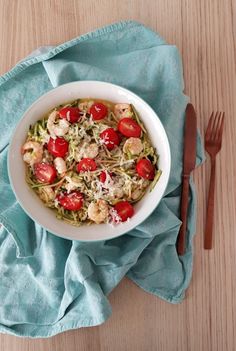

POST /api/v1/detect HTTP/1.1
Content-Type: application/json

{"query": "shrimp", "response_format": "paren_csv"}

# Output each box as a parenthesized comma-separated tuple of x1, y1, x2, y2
(114, 103, 133, 119)
(22, 141, 43, 166)
(75, 142, 98, 161)
(88, 200, 109, 224)
(123, 137, 143, 155)
(38, 187, 55, 202)
(64, 176, 81, 192)
(75, 143, 87, 162)
(44, 187, 55, 200)
(111, 187, 124, 199)
(47, 110, 69, 138)
(131, 188, 143, 200)
(83, 143, 99, 159)
(54, 157, 67, 175)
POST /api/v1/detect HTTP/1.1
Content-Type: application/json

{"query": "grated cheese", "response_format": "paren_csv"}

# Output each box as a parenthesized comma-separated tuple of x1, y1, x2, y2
(109, 207, 122, 224)
(66, 111, 71, 121)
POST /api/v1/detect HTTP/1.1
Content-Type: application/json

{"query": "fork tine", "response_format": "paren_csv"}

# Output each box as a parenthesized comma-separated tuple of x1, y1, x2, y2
(205, 112, 215, 140)
(211, 111, 220, 139)
(213, 112, 222, 141)
(217, 112, 225, 142)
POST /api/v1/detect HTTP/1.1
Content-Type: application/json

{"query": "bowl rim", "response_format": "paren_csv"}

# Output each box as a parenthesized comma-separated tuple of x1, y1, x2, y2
(7, 80, 171, 241)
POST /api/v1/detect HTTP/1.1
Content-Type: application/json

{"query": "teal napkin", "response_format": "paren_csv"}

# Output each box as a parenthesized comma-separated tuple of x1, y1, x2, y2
(0, 21, 204, 337)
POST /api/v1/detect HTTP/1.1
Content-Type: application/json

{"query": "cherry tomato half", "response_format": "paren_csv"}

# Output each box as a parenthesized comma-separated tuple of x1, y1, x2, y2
(136, 158, 155, 180)
(118, 118, 142, 138)
(99, 171, 113, 183)
(59, 107, 81, 123)
(34, 162, 57, 184)
(76, 158, 97, 172)
(57, 191, 84, 211)
(47, 137, 69, 158)
(90, 102, 108, 120)
(114, 201, 134, 222)
(100, 128, 120, 150)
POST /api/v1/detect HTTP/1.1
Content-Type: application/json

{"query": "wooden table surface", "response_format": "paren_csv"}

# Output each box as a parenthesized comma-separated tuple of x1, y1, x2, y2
(0, 0, 235, 350)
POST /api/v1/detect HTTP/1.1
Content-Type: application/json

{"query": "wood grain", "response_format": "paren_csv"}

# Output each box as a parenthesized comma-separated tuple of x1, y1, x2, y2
(0, 0, 235, 350)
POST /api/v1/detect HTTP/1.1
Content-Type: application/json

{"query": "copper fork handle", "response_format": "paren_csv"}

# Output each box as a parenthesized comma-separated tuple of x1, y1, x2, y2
(204, 157, 216, 249)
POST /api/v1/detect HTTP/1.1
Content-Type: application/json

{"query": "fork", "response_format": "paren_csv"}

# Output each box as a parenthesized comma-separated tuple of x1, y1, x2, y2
(204, 111, 225, 249)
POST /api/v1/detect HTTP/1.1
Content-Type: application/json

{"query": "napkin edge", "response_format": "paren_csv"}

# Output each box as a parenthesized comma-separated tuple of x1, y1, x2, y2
(0, 20, 166, 87)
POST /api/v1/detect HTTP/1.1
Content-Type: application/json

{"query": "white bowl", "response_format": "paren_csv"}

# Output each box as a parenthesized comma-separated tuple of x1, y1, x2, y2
(8, 81, 171, 241)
